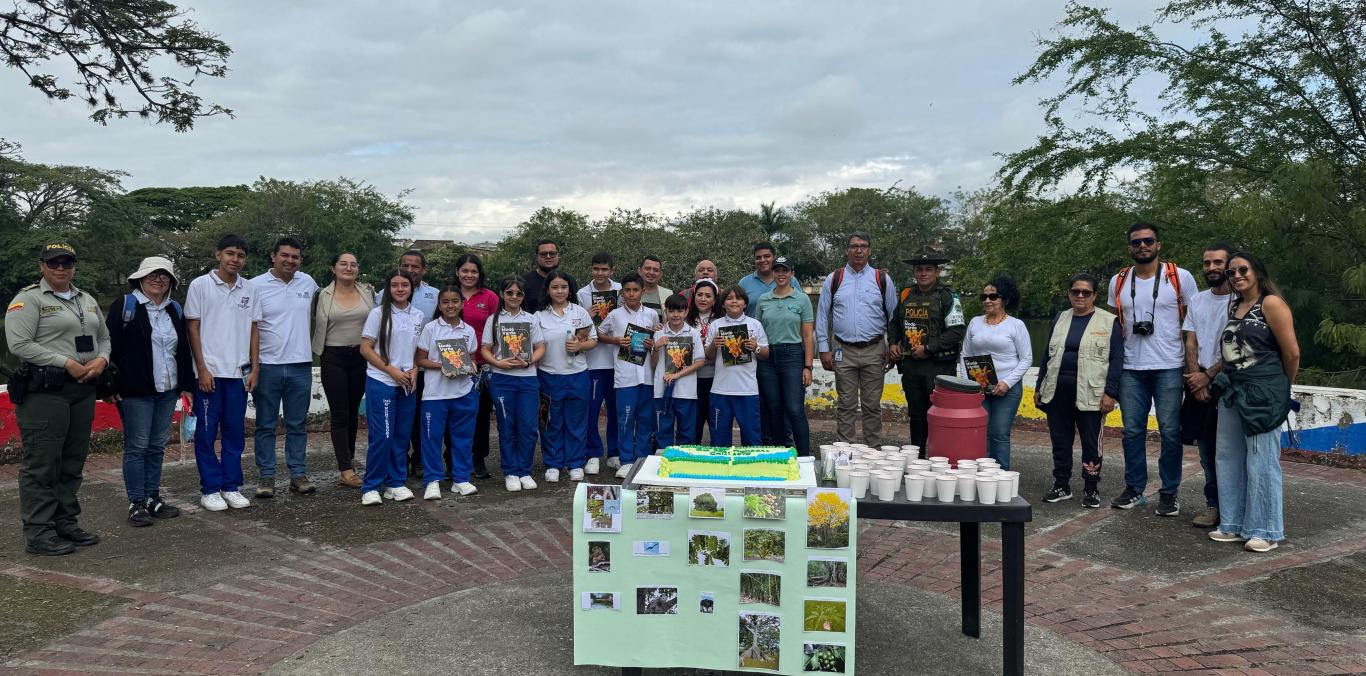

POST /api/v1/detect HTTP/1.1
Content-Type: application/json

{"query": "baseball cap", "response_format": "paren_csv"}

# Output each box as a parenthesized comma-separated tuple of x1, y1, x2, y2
(40, 243, 77, 262)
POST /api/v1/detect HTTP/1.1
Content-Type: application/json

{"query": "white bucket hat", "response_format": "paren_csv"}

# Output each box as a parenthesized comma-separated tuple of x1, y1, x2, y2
(128, 256, 179, 288)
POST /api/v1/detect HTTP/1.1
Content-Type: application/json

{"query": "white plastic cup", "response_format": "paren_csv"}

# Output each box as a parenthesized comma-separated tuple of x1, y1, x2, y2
(957, 460, 978, 471)
(874, 473, 899, 502)
(936, 476, 957, 502)
(901, 444, 920, 454)
(931, 462, 951, 474)
(977, 459, 1000, 469)
(922, 472, 938, 498)
(957, 473, 977, 502)
(1000, 471, 1020, 499)
(833, 441, 852, 448)
(880, 445, 900, 452)
(835, 465, 852, 488)
(977, 476, 1000, 504)
(849, 471, 870, 499)
(905, 474, 926, 501)
(928, 455, 949, 464)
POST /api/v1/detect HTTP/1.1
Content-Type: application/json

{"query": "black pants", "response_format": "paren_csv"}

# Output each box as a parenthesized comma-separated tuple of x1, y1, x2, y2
(1046, 377, 1103, 491)
(695, 377, 713, 446)
(320, 346, 366, 472)
(902, 362, 954, 454)
(17, 380, 95, 544)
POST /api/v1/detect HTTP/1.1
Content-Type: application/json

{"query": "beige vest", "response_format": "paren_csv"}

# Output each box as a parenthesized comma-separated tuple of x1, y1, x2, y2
(1038, 308, 1116, 410)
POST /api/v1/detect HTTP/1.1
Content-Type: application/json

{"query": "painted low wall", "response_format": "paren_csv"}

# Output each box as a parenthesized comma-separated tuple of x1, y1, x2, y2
(2, 367, 1361, 455)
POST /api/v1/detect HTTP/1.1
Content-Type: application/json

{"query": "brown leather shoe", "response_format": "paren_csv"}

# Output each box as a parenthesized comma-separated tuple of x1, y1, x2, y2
(289, 476, 317, 494)
(338, 471, 362, 488)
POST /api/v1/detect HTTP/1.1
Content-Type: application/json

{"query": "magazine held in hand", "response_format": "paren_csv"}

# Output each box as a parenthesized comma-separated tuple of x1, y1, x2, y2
(589, 289, 618, 327)
(619, 323, 652, 365)
(435, 337, 475, 377)
(963, 354, 999, 391)
(498, 322, 532, 361)
(717, 324, 753, 365)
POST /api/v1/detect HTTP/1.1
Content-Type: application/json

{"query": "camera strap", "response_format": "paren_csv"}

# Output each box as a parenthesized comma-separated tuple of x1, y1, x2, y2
(1127, 265, 1161, 326)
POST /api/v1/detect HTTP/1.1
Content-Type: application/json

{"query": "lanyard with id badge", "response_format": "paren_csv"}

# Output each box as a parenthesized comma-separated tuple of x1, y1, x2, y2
(55, 292, 96, 355)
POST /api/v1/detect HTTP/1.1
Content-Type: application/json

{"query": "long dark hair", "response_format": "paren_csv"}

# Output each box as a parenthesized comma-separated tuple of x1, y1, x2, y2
(1228, 251, 1281, 299)
(686, 279, 722, 328)
(489, 276, 527, 350)
(987, 275, 1021, 313)
(453, 253, 486, 296)
(544, 270, 574, 308)
(433, 286, 463, 321)
(377, 270, 416, 364)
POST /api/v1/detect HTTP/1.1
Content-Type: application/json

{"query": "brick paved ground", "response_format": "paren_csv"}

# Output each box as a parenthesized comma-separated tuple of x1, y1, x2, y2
(0, 419, 1363, 675)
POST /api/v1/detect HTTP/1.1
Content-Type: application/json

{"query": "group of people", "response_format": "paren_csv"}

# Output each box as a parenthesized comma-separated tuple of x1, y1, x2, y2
(4, 222, 1297, 556)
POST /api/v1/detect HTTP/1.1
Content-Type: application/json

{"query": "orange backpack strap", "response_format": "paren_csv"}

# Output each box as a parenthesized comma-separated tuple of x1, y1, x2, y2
(1165, 262, 1187, 323)
(1112, 266, 1132, 329)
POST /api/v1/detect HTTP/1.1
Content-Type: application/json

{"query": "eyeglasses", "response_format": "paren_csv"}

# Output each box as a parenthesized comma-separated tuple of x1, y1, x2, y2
(45, 258, 76, 270)
(1069, 288, 1094, 297)
(144, 272, 172, 281)
(846, 244, 869, 251)
(503, 290, 525, 297)
(1129, 237, 1157, 247)
(979, 293, 1001, 301)
(537, 251, 559, 258)
(1227, 265, 1252, 278)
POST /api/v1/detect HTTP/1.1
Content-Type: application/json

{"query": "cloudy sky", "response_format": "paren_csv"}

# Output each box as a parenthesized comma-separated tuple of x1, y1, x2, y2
(4, 1, 1164, 243)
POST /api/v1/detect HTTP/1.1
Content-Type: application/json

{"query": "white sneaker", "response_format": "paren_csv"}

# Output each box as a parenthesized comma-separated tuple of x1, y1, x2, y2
(605, 456, 621, 470)
(584, 458, 600, 475)
(505, 475, 522, 491)
(1245, 537, 1278, 553)
(389, 486, 414, 502)
(454, 482, 478, 496)
(569, 468, 585, 481)
(221, 491, 250, 509)
(424, 481, 442, 500)
(615, 466, 630, 479)
(520, 475, 538, 490)
(200, 492, 228, 511)
(545, 468, 561, 483)
(361, 490, 382, 506)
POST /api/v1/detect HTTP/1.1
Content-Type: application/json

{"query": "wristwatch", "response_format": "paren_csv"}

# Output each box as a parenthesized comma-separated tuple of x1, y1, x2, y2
(803, 365, 812, 371)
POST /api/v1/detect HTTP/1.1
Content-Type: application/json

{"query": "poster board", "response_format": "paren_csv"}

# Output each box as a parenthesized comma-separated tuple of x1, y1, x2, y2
(573, 483, 858, 674)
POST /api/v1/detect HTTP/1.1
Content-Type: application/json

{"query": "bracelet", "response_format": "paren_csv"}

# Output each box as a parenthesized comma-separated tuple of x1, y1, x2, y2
(803, 365, 812, 370)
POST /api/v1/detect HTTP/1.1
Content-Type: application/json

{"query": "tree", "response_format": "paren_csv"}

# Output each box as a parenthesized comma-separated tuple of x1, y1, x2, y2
(123, 185, 250, 232)
(2, 0, 232, 130)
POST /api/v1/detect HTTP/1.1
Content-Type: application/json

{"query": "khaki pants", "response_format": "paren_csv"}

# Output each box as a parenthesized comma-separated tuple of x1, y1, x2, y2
(833, 338, 887, 446)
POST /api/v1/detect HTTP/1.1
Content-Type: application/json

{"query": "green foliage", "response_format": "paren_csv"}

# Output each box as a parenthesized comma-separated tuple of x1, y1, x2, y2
(123, 186, 251, 232)
(742, 529, 785, 562)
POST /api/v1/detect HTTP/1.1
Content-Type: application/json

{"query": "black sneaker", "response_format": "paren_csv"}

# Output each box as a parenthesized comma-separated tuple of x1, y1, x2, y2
(473, 459, 492, 480)
(1042, 486, 1073, 503)
(56, 527, 100, 547)
(145, 495, 181, 519)
(1155, 493, 1180, 517)
(128, 501, 153, 527)
(1081, 489, 1101, 508)
(1110, 488, 1146, 510)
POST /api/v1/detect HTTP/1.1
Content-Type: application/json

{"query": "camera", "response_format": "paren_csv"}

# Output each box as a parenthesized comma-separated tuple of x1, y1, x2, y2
(1132, 320, 1155, 336)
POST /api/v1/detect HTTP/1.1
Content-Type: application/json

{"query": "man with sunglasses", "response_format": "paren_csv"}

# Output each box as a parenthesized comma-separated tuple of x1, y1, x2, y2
(1180, 243, 1236, 528)
(1106, 222, 1198, 515)
(5, 243, 111, 555)
(889, 252, 965, 455)
(521, 239, 579, 314)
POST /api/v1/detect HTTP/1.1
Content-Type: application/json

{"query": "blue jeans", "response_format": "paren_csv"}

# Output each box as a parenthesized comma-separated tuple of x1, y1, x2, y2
(1215, 402, 1284, 541)
(585, 369, 619, 460)
(757, 343, 811, 455)
(615, 384, 656, 464)
(420, 392, 479, 483)
(982, 381, 1024, 469)
(252, 362, 312, 479)
(711, 394, 761, 447)
(1119, 368, 1185, 495)
(117, 390, 179, 502)
(362, 377, 417, 493)
(194, 378, 248, 495)
(655, 395, 697, 448)
(489, 373, 540, 476)
(540, 371, 590, 470)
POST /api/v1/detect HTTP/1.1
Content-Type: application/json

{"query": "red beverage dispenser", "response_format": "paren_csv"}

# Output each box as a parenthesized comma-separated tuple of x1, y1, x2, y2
(926, 375, 987, 465)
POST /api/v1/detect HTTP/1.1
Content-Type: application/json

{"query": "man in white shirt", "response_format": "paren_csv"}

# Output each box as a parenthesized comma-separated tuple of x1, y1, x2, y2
(638, 255, 673, 311)
(1181, 243, 1235, 528)
(1106, 222, 1198, 516)
(577, 251, 622, 474)
(250, 237, 318, 498)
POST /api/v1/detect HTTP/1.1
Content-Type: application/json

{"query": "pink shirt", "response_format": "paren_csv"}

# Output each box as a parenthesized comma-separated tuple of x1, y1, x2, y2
(461, 288, 500, 365)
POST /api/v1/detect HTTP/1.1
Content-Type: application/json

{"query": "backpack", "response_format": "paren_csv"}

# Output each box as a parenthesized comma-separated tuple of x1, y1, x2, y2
(1112, 262, 1186, 329)
(122, 293, 182, 325)
(828, 266, 894, 322)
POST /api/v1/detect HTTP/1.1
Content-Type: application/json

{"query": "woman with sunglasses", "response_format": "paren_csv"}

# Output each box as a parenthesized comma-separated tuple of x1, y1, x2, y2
(959, 276, 1032, 469)
(1035, 273, 1123, 508)
(479, 277, 546, 492)
(1205, 253, 1298, 553)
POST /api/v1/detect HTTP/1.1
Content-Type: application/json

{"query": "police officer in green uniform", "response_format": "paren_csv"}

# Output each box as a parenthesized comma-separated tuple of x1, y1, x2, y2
(889, 252, 965, 456)
(4, 243, 111, 556)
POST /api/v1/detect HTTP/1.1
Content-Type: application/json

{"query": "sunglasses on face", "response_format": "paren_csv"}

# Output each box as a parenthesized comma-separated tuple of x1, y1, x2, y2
(503, 289, 525, 297)
(144, 272, 171, 281)
(1069, 288, 1094, 297)
(980, 293, 1001, 301)
(1228, 265, 1252, 278)
(45, 258, 76, 270)
(1129, 237, 1157, 247)
(537, 251, 559, 258)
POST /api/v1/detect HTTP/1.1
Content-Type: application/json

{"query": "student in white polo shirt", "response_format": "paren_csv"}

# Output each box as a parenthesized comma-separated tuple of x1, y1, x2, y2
(415, 287, 481, 499)
(597, 273, 660, 479)
(536, 271, 597, 483)
(250, 237, 319, 499)
(185, 235, 262, 512)
(652, 293, 705, 447)
(576, 251, 622, 475)
(705, 285, 771, 447)
(358, 270, 427, 505)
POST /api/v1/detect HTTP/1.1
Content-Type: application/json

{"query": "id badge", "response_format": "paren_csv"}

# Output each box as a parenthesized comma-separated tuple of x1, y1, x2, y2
(833, 347, 844, 363)
(74, 335, 95, 352)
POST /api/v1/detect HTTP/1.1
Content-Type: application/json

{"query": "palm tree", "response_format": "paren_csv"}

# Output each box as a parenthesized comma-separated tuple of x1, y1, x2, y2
(758, 201, 790, 245)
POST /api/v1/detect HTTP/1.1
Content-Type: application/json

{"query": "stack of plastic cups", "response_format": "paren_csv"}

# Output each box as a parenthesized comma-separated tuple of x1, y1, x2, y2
(849, 470, 870, 499)
(879, 445, 900, 453)
(901, 444, 921, 459)
(904, 473, 926, 501)
(998, 471, 1020, 500)
(835, 464, 852, 488)
(977, 474, 1000, 504)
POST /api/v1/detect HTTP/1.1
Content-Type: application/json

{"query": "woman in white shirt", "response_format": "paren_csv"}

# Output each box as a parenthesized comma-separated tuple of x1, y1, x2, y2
(535, 272, 597, 483)
(414, 287, 481, 500)
(704, 286, 770, 447)
(479, 277, 546, 492)
(959, 276, 1033, 470)
(358, 271, 428, 505)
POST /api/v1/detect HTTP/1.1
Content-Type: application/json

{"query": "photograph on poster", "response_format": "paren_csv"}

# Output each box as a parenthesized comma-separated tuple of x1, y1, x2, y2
(742, 488, 786, 520)
(802, 642, 847, 673)
(803, 598, 848, 633)
(632, 540, 671, 557)
(742, 528, 786, 563)
(700, 591, 715, 614)
(581, 592, 620, 611)
(806, 557, 848, 588)
(584, 485, 623, 532)
(587, 541, 611, 573)
(636, 586, 679, 615)
(688, 487, 726, 518)
(806, 488, 851, 549)
(739, 571, 782, 607)
(635, 487, 676, 519)
(687, 530, 732, 567)
(738, 612, 781, 671)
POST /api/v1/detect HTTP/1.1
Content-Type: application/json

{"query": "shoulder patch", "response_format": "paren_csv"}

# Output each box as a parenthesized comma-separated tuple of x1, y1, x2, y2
(944, 294, 965, 327)
(6, 301, 24, 313)
(20, 283, 38, 292)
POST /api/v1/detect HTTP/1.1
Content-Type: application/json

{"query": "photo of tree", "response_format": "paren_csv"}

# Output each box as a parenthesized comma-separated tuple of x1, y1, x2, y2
(635, 487, 675, 519)
(636, 586, 679, 615)
(806, 488, 851, 549)
(738, 612, 781, 671)
(739, 571, 782, 607)
(689, 487, 726, 518)
(806, 558, 848, 588)
(583, 485, 622, 532)
(587, 541, 610, 573)
(803, 643, 847, 673)
(581, 592, 619, 611)
(742, 528, 785, 563)
(699, 591, 715, 614)
(803, 599, 847, 633)
(687, 530, 732, 567)
(743, 488, 786, 520)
